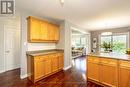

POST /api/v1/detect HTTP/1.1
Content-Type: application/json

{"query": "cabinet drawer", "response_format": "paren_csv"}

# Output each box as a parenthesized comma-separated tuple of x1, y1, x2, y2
(34, 55, 49, 61)
(58, 53, 63, 56)
(88, 56, 100, 64)
(100, 58, 118, 66)
(119, 60, 130, 69)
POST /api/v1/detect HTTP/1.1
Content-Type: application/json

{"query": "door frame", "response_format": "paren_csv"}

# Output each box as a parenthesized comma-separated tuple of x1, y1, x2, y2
(3, 25, 21, 72)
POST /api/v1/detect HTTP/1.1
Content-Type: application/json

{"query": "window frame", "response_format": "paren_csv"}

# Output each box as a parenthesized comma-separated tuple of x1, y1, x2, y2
(99, 32, 129, 53)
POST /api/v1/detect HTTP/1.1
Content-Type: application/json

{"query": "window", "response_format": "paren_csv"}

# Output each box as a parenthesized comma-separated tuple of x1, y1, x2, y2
(72, 35, 87, 47)
(100, 32, 129, 53)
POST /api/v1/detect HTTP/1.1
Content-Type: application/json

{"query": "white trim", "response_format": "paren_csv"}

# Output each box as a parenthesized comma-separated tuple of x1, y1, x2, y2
(0, 70, 5, 73)
(20, 74, 28, 79)
(99, 32, 129, 52)
(63, 65, 72, 70)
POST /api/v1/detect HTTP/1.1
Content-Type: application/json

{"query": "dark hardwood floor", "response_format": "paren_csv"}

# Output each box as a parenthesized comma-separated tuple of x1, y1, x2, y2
(0, 56, 102, 87)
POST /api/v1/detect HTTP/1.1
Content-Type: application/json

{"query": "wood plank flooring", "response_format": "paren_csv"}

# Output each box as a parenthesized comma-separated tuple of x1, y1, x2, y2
(0, 56, 102, 87)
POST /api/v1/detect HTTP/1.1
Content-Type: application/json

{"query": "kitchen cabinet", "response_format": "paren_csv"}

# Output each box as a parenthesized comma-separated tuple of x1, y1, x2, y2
(51, 54, 59, 72)
(34, 56, 52, 81)
(87, 56, 100, 82)
(87, 56, 118, 87)
(119, 60, 130, 87)
(40, 20, 48, 40)
(34, 56, 46, 80)
(27, 52, 64, 83)
(58, 53, 64, 70)
(28, 17, 41, 41)
(100, 58, 118, 87)
(27, 16, 60, 42)
(47, 23, 59, 41)
(53, 24, 60, 41)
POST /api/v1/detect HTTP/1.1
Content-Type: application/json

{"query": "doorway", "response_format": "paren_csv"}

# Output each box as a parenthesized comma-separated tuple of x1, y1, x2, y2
(71, 29, 90, 59)
(4, 26, 20, 71)
(0, 17, 21, 73)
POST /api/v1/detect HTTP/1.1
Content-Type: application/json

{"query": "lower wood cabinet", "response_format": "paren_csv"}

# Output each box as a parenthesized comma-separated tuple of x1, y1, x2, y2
(34, 58, 46, 80)
(58, 53, 64, 69)
(27, 53, 64, 83)
(100, 58, 118, 87)
(119, 60, 130, 87)
(87, 56, 100, 82)
(51, 54, 59, 72)
(87, 56, 118, 87)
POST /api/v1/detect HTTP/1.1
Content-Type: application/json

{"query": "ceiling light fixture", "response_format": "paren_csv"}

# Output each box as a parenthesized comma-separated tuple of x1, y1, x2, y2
(60, 0, 64, 6)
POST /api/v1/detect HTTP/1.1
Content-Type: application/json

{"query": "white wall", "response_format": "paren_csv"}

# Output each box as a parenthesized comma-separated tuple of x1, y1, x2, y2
(56, 21, 65, 49)
(56, 20, 90, 69)
(56, 20, 72, 68)
(27, 43, 56, 51)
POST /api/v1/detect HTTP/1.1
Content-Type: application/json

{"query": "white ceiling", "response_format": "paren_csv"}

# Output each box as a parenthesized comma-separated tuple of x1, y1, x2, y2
(16, 0, 130, 31)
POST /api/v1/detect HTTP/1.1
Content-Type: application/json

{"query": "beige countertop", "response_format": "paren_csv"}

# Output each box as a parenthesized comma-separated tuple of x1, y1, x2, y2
(27, 49, 64, 56)
(87, 52, 130, 61)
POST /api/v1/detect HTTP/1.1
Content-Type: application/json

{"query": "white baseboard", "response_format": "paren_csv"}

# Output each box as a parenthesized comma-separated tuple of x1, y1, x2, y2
(20, 74, 28, 79)
(0, 70, 5, 73)
(63, 65, 72, 70)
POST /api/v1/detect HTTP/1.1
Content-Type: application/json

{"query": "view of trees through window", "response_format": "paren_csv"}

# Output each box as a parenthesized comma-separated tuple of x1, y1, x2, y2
(100, 33, 128, 53)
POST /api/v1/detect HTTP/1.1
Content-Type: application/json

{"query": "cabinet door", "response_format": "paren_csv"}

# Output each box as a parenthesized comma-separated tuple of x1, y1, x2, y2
(87, 56, 100, 82)
(58, 53, 64, 70)
(100, 58, 118, 87)
(44, 57, 52, 75)
(30, 18, 41, 40)
(40, 21, 48, 40)
(51, 54, 59, 72)
(119, 60, 130, 87)
(87, 62, 100, 82)
(47, 23, 55, 40)
(34, 58, 45, 80)
(53, 25, 59, 41)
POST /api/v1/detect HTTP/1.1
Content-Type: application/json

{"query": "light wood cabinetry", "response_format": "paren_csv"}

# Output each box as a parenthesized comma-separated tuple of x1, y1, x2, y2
(27, 52, 64, 83)
(34, 57, 45, 80)
(58, 53, 64, 70)
(87, 56, 118, 87)
(119, 60, 130, 87)
(51, 54, 59, 72)
(27, 16, 60, 42)
(100, 58, 118, 87)
(28, 17, 41, 40)
(87, 56, 100, 82)
(40, 21, 48, 40)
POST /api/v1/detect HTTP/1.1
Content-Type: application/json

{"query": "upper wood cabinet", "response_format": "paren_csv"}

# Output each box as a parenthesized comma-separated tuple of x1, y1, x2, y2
(27, 16, 60, 42)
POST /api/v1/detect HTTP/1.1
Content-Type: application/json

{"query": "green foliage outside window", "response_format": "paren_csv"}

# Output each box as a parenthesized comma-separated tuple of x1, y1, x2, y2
(113, 42, 126, 53)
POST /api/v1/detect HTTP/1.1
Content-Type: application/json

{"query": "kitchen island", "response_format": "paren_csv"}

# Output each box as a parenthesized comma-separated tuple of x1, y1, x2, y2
(27, 49, 64, 83)
(87, 52, 130, 87)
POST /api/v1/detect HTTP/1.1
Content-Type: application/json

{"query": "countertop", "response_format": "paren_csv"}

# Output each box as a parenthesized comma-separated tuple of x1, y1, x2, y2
(27, 49, 64, 56)
(87, 52, 130, 61)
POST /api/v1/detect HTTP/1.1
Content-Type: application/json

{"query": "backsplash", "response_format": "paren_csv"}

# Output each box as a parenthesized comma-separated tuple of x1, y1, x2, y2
(27, 43, 56, 51)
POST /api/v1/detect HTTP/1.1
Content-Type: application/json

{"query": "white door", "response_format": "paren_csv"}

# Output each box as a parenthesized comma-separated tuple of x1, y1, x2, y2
(4, 26, 20, 71)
